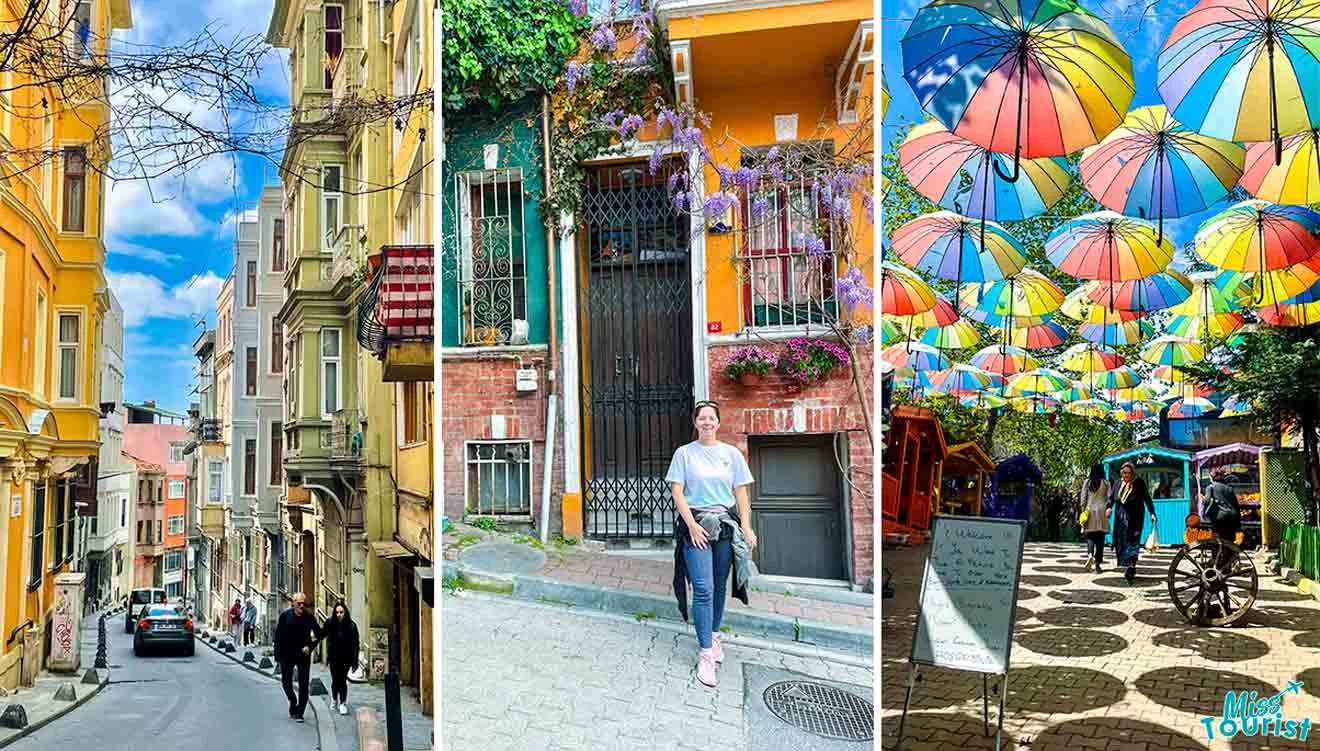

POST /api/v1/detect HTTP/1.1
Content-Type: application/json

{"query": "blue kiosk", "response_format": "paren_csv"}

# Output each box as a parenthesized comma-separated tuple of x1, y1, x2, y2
(1100, 446, 1194, 546)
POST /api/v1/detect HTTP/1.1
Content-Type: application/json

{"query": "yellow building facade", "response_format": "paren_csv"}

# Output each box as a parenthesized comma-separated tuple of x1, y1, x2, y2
(0, 0, 131, 690)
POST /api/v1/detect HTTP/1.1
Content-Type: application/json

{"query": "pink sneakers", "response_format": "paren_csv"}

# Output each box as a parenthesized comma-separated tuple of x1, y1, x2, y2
(697, 648, 718, 687)
(712, 632, 724, 664)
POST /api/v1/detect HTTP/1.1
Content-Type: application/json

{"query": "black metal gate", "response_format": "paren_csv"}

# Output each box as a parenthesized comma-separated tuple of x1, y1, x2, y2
(577, 160, 693, 538)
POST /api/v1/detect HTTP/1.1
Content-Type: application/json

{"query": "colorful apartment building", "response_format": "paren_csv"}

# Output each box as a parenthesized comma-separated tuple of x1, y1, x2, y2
(123, 416, 190, 594)
(267, 0, 434, 711)
(0, 0, 132, 691)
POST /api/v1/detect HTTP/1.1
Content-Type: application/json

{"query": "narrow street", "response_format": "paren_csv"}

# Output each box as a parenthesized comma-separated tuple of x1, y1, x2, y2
(8, 615, 318, 750)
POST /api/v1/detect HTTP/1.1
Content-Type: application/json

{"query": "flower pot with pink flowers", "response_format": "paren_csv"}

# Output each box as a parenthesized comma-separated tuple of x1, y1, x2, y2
(724, 346, 776, 387)
(779, 337, 850, 388)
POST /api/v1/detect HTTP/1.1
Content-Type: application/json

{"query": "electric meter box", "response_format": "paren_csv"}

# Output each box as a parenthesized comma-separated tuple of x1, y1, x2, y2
(515, 368, 538, 393)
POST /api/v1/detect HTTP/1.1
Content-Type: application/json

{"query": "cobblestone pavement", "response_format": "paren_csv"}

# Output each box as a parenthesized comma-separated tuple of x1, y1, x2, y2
(442, 590, 875, 750)
(443, 525, 873, 629)
(881, 543, 1320, 750)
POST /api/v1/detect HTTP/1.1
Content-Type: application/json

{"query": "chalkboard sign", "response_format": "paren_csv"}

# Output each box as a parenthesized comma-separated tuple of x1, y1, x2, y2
(910, 516, 1026, 675)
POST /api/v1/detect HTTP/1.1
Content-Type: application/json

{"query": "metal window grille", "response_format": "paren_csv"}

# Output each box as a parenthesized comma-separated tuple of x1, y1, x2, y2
(738, 150, 838, 330)
(455, 169, 529, 346)
(466, 441, 533, 515)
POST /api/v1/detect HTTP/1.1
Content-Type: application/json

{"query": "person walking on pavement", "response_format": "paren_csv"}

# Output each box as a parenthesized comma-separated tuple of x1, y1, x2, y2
(229, 597, 242, 643)
(1110, 462, 1157, 584)
(1079, 464, 1111, 574)
(666, 400, 757, 689)
(242, 599, 258, 646)
(324, 600, 360, 716)
(274, 593, 324, 722)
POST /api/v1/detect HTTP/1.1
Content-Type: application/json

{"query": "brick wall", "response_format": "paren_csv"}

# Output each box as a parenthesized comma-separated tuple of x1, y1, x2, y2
(439, 350, 566, 534)
(708, 342, 875, 586)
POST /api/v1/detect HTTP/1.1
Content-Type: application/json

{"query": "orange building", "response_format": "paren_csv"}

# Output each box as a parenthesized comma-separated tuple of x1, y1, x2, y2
(124, 423, 190, 597)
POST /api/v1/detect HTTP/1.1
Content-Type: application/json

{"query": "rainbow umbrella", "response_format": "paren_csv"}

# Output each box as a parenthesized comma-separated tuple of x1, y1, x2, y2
(1055, 381, 1097, 403)
(1169, 396, 1218, 419)
(1066, 398, 1115, 418)
(1122, 400, 1165, 421)
(931, 364, 996, 394)
(1140, 335, 1207, 367)
(882, 262, 938, 316)
(1251, 257, 1320, 308)
(1284, 279, 1320, 305)
(1007, 367, 1073, 397)
(1157, 0, 1320, 163)
(960, 392, 1008, 410)
(1078, 315, 1153, 346)
(880, 318, 902, 345)
(1082, 270, 1193, 313)
(1011, 396, 1062, 414)
(903, 295, 960, 330)
(1220, 397, 1253, 417)
(959, 305, 1054, 329)
(958, 269, 1065, 320)
(920, 320, 983, 350)
(1002, 320, 1070, 350)
(1060, 286, 1146, 323)
(1257, 300, 1320, 327)
(1165, 311, 1244, 339)
(1106, 384, 1165, 403)
(971, 344, 1040, 377)
(901, 0, 1133, 177)
(1240, 129, 1320, 204)
(881, 342, 950, 371)
(1194, 200, 1320, 274)
(1045, 211, 1174, 282)
(1168, 271, 1251, 316)
(892, 212, 1028, 287)
(1091, 364, 1142, 390)
(1079, 105, 1243, 244)
(898, 121, 1071, 226)
(894, 368, 937, 394)
(1060, 342, 1124, 373)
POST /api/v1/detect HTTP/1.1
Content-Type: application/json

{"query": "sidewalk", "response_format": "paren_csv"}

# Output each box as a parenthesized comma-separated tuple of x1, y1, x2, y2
(442, 521, 874, 655)
(195, 628, 432, 751)
(0, 614, 108, 748)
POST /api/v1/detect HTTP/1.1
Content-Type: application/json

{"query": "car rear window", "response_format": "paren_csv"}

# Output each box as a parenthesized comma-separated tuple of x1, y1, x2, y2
(147, 606, 177, 617)
(131, 591, 151, 604)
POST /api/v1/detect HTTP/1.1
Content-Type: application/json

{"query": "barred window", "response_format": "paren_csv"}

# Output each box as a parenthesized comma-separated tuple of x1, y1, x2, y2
(466, 441, 533, 515)
(455, 169, 528, 346)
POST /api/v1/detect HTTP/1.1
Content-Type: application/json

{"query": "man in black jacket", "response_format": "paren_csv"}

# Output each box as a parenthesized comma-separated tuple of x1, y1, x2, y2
(274, 593, 323, 722)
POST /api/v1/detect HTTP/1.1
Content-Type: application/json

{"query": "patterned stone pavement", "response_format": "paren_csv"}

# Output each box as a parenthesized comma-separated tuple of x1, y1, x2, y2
(881, 542, 1320, 750)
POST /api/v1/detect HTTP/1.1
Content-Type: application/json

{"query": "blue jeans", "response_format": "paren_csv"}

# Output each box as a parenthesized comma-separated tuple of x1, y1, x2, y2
(683, 536, 733, 649)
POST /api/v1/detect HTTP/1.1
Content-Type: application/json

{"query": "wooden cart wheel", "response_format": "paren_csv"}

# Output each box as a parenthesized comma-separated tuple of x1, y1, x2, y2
(1167, 538, 1257, 627)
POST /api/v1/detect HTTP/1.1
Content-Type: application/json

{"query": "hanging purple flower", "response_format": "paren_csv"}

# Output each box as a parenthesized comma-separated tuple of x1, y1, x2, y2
(618, 114, 644, 137)
(567, 0, 588, 16)
(798, 234, 827, 257)
(601, 109, 624, 129)
(734, 166, 760, 191)
(591, 24, 617, 52)
(862, 191, 874, 223)
(832, 194, 852, 219)
(854, 325, 873, 345)
(750, 196, 770, 219)
(716, 165, 734, 188)
(836, 267, 872, 311)
(565, 61, 580, 93)
(633, 44, 653, 66)
(666, 171, 682, 194)
(649, 145, 664, 175)
(702, 191, 737, 220)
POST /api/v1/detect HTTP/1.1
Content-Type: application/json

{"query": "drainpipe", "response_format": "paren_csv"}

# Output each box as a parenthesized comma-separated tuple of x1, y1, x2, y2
(540, 94, 560, 544)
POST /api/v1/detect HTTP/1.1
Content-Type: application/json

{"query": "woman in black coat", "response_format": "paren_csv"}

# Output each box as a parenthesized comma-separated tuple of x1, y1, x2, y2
(324, 601, 360, 716)
(1110, 462, 1158, 584)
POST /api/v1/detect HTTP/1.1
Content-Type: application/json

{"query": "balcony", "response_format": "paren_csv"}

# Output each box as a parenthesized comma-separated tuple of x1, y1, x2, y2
(137, 542, 163, 558)
(198, 418, 222, 443)
(357, 245, 434, 381)
(331, 408, 363, 460)
(330, 47, 363, 112)
(199, 503, 227, 541)
(330, 223, 365, 287)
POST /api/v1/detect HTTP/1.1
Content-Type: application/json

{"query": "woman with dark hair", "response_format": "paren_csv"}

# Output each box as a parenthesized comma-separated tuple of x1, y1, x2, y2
(1110, 462, 1157, 583)
(666, 400, 757, 689)
(1080, 464, 1111, 574)
(324, 600, 360, 716)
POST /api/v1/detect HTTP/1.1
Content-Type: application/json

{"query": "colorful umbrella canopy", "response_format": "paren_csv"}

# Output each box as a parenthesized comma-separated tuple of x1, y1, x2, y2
(1194, 200, 1320, 274)
(881, 342, 950, 371)
(1079, 105, 1243, 243)
(920, 320, 983, 350)
(960, 392, 1008, 410)
(958, 269, 1065, 320)
(1055, 381, 1097, 403)
(1169, 396, 1218, 419)
(903, 294, 960, 330)
(1140, 335, 1207, 366)
(1007, 367, 1073, 396)
(1079, 317, 1154, 346)
(1165, 311, 1245, 339)
(1045, 211, 1175, 282)
(1167, 271, 1251, 317)
(970, 344, 1040, 376)
(1091, 364, 1142, 390)
(1001, 320, 1070, 350)
(1011, 396, 1062, 414)
(931, 364, 996, 394)
(882, 262, 938, 316)
(1283, 279, 1320, 305)
(898, 121, 1072, 221)
(1059, 286, 1146, 323)
(880, 317, 902, 345)
(959, 304, 1055, 329)
(1157, 0, 1320, 161)
(1060, 342, 1124, 373)
(1066, 398, 1115, 418)
(1122, 401, 1165, 421)
(1219, 397, 1253, 417)
(1257, 300, 1320, 326)
(901, 0, 1134, 171)
(1081, 270, 1193, 313)
(1240, 129, 1320, 205)
(1250, 257, 1320, 308)
(892, 212, 1029, 286)
(1106, 384, 1165, 403)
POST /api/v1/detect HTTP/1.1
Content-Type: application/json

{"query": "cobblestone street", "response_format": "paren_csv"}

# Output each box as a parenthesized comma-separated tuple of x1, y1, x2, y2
(442, 591, 875, 750)
(881, 543, 1320, 750)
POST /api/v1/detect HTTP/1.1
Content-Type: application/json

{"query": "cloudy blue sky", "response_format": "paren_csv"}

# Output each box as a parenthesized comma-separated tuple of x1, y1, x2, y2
(106, 0, 287, 414)
(881, 0, 1219, 261)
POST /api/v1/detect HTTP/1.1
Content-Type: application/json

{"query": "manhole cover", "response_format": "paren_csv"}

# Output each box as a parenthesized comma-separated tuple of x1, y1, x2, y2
(763, 680, 873, 741)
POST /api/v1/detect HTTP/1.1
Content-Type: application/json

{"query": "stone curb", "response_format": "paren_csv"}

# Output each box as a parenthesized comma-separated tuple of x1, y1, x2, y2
(1278, 567, 1320, 601)
(443, 561, 874, 657)
(0, 669, 108, 748)
(196, 632, 340, 751)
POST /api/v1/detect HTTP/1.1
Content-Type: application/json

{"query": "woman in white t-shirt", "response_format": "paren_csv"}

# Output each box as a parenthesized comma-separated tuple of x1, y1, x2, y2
(665, 400, 758, 688)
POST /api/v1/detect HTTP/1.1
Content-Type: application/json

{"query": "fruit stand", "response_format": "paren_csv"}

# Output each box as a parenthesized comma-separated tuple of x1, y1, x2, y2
(1190, 443, 1262, 548)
